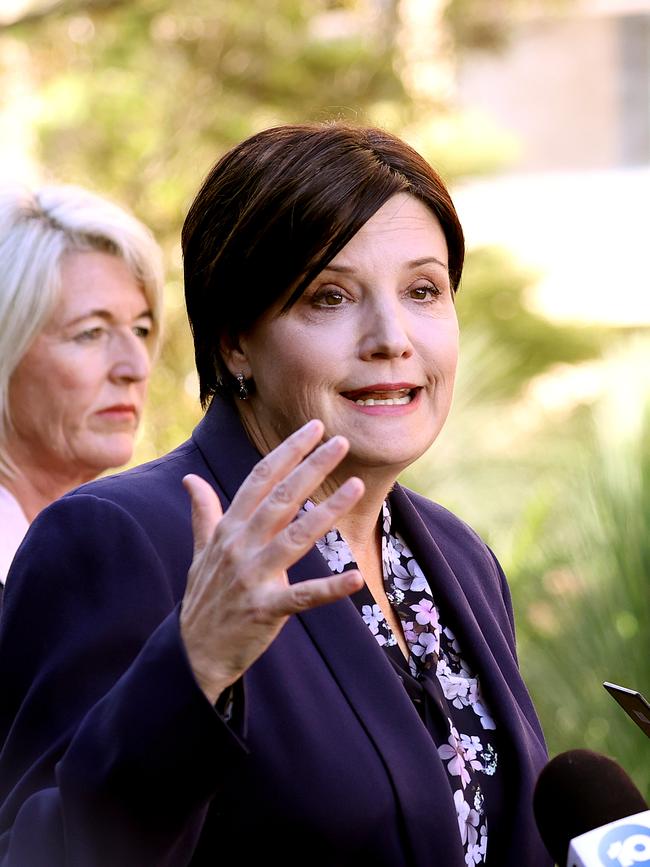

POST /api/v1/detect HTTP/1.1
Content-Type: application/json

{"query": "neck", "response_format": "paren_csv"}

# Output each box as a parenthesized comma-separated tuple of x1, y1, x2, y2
(301, 446, 399, 556)
(0, 457, 92, 523)
(338, 479, 391, 546)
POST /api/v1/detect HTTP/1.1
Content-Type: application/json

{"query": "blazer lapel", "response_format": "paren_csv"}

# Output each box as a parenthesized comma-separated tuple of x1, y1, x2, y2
(389, 483, 549, 861)
(192, 398, 261, 500)
(389, 483, 545, 749)
(290, 550, 465, 866)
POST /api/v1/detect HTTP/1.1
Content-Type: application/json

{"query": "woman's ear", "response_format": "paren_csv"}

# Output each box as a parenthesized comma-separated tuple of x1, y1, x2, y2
(219, 332, 251, 380)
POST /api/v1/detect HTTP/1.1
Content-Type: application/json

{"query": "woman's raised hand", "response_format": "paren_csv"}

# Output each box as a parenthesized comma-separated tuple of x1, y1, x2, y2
(179, 419, 365, 704)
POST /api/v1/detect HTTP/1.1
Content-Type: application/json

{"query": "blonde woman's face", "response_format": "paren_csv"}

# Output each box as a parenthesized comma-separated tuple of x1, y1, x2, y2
(7, 250, 154, 484)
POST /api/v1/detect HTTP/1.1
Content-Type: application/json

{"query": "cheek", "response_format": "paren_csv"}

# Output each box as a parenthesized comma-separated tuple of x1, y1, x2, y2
(44, 363, 92, 410)
(420, 324, 459, 378)
(251, 342, 333, 432)
(10, 359, 53, 423)
(275, 327, 320, 367)
(445, 336, 460, 374)
(13, 359, 97, 432)
(252, 328, 330, 391)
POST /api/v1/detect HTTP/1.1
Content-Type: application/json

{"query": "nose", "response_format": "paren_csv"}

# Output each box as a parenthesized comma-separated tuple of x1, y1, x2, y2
(109, 331, 151, 384)
(357, 296, 413, 361)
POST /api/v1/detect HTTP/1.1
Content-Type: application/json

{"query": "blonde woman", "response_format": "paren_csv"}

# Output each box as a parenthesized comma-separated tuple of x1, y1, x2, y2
(0, 184, 163, 587)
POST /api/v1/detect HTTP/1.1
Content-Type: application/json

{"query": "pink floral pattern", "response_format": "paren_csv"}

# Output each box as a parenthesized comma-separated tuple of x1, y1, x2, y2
(312, 500, 499, 865)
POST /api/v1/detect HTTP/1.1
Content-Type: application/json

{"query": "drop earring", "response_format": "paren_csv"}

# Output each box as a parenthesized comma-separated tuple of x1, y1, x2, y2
(236, 372, 249, 400)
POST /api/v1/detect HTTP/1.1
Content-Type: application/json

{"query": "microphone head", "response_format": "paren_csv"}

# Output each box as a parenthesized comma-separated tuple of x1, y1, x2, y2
(533, 749, 648, 866)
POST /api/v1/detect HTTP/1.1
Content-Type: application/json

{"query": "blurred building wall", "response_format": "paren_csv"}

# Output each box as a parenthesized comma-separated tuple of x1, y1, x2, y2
(456, 3, 650, 171)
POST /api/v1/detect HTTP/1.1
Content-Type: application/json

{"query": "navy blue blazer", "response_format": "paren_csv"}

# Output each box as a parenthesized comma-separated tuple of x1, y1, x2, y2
(0, 397, 552, 866)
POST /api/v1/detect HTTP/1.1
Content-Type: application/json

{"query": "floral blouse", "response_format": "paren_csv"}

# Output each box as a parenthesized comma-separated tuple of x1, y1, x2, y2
(307, 499, 502, 866)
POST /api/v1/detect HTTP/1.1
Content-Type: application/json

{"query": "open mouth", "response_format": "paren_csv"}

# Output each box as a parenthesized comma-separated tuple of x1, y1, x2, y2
(340, 387, 419, 407)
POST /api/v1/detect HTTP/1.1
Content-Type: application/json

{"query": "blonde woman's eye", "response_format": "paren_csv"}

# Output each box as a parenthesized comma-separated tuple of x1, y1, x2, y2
(133, 325, 151, 339)
(74, 327, 104, 342)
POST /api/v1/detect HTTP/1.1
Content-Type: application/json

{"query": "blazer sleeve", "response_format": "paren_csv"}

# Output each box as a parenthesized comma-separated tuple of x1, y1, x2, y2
(0, 493, 247, 867)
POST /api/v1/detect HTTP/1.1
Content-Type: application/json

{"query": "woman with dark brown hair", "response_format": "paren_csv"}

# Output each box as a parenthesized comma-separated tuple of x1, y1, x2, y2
(0, 123, 552, 866)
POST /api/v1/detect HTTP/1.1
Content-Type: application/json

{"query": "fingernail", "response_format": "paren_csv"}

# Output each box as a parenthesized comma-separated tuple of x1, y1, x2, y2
(345, 572, 362, 590)
(302, 419, 322, 435)
(339, 477, 363, 498)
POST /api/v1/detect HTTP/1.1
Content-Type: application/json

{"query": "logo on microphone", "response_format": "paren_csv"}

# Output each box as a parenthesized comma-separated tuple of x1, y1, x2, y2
(599, 824, 650, 866)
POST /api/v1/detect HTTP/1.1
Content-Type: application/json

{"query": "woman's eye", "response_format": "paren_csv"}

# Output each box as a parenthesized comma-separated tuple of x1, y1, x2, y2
(314, 289, 345, 307)
(408, 284, 440, 301)
(74, 327, 104, 343)
(133, 325, 151, 339)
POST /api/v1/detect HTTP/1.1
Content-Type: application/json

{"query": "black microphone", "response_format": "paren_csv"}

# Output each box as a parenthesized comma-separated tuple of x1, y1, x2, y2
(533, 749, 650, 866)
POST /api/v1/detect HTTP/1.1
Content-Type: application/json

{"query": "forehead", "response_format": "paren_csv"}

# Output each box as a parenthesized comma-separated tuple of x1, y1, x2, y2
(329, 192, 448, 267)
(54, 250, 148, 317)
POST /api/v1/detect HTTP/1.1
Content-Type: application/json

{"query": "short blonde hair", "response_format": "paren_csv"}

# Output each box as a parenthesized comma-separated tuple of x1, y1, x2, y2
(0, 183, 164, 479)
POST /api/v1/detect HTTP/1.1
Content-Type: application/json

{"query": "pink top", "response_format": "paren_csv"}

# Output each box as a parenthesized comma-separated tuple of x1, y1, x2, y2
(0, 485, 29, 585)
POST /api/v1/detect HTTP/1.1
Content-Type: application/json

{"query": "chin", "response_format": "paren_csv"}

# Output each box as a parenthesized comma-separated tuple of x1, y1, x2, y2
(349, 428, 439, 471)
(81, 436, 137, 476)
(349, 445, 430, 475)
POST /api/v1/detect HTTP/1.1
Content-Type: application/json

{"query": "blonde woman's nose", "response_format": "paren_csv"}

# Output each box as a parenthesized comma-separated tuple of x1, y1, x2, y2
(109, 331, 151, 383)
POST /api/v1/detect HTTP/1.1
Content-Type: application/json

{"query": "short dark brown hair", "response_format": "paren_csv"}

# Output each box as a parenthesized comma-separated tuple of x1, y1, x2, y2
(182, 122, 465, 408)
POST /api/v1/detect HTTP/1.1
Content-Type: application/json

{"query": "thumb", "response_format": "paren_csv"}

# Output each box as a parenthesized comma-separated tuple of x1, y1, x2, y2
(182, 474, 224, 557)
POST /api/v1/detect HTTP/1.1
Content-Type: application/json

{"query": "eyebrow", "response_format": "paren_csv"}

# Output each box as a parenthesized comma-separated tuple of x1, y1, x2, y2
(65, 308, 154, 327)
(324, 256, 449, 273)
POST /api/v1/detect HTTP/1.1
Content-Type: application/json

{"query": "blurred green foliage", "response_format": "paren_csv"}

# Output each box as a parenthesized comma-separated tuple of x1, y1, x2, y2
(508, 345, 650, 797)
(456, 247, 607, 399)
(3, 0, 649, 799)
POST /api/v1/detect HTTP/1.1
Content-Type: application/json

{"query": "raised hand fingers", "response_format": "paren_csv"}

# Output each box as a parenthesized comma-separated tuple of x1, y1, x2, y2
(242, 434, 352, 542)
(226, 419, 325, 521)
(179, 426, 366, 704)
(259, 476, 365, 573)
(264, 569, 364, 619)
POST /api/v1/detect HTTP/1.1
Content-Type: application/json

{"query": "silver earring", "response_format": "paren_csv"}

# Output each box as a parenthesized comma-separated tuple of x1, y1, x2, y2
(236, 372, 248, 400)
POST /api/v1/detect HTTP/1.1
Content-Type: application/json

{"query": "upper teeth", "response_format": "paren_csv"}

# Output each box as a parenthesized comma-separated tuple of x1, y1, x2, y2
(355, 393, 412, 406)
